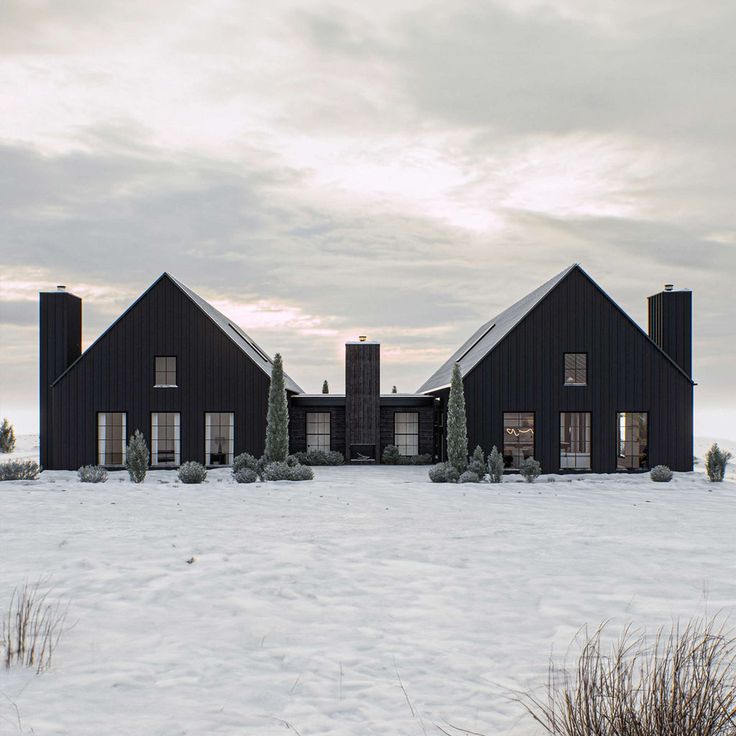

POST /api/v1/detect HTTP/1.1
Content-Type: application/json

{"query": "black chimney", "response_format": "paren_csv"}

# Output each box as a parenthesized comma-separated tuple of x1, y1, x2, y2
(345, 339, 380, 462)
(40, 287, 82, 468)
(647, 285, 692, 376)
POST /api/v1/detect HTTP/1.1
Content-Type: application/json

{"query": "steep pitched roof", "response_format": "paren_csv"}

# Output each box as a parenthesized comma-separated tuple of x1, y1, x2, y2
(417, 265, 577, 393)
(417, 263, 694, 393)
(53, 273, 303, 393)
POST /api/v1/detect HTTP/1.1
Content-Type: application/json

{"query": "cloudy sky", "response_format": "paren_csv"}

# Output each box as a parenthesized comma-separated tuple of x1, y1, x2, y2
(0, 0, 734, 437)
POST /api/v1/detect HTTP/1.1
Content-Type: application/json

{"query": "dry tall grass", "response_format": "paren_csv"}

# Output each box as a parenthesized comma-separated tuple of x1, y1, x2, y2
(519, 618, 736, 736)
(1, 581, 67, 673)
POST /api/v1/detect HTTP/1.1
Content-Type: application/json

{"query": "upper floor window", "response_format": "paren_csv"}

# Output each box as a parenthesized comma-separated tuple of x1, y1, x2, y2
(564, 353, 587, 386)
(97, 412, 126, 466)
(394, 412, 419, 456)
(155, 356, 177, 387)
(306, 412, 330, 452)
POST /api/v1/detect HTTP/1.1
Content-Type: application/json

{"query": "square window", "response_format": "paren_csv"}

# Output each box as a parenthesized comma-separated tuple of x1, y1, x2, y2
(563, 353, 587, 386)
(155, 356, 177, 387)
(503, 412, 535, 469)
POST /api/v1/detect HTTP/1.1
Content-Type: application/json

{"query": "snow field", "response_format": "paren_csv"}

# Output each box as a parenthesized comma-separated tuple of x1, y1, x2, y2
(0, 463, 734, 735)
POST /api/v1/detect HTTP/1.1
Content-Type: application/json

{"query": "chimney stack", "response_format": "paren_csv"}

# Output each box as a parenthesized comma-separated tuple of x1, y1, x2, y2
(40, 288, 82, 468)
(648, 285, 692, 376)
(345, 338, 380, 462)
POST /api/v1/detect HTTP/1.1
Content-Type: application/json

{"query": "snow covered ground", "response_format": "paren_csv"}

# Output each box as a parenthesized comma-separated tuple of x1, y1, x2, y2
(0, 444, 735, 735)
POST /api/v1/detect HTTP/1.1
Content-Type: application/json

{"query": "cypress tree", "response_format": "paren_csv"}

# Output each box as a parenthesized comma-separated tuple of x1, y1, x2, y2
(0, 417, 16, 453)
(322, 379, 329, 394)
(125, 430, 149, 483)
(446, 363, 468, 474)
(265, 353, 289, 461)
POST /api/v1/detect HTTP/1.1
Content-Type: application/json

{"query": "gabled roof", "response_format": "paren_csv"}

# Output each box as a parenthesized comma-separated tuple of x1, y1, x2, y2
(52, 273, 303, 393)
(417, 263, 694, 393)
(417, 264, 577, 393)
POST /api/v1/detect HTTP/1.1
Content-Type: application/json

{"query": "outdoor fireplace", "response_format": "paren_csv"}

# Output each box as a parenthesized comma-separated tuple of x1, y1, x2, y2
(350, 444, 376, 463)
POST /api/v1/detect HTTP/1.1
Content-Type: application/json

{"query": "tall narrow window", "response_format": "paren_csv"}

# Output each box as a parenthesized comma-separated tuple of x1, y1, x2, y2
(151, 412, 180, 465)
(394, 412, 419, 456)
(205, 412, 234, 465)
(154, 356, 177, 387)
(617, 412, 648, 470)
(97, 412, 126, 465)
(563, 353, 587, 386)
(306, 412, 330, 452)
(503, 412, 535, 469)
(560, 412, 591, 469)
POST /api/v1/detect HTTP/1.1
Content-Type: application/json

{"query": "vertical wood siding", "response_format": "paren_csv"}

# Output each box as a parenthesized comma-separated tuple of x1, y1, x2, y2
(431, 268, 693, 472)
(46, 276, 272, 469)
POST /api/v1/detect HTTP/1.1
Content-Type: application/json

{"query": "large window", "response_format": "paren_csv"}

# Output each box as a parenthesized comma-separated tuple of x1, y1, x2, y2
(503, 412, 535, 469)
(154, 356, 177, 387)
(306, 412, 330, 452)
(560, 412, 591, 469)
(617, 412, 648, 470)
(564, 353, 587, 386)
(394, 412, 419, 456)
(97, 412, 126, 465)
(151, 412, 180, 465)
(205, 412, 234, 465)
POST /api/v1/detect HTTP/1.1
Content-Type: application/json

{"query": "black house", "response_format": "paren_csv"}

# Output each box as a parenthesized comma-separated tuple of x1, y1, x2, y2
(418, 264, 694, 472)
(39, 264, 694, 473)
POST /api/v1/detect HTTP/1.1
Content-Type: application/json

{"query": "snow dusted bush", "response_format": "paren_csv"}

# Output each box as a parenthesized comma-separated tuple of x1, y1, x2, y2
(264, 353, 289, 462)
(650, 464, 673, 482)
(467, 445, 486, 479)
(519, 618, 736, 736)
(382, 444, 400, 464)
(519, 457, 541, 483)
(125, 430, 149, 483)
(0, 418, 16, 453)
(409, 454, 432, 465)
(178, 461, 207, 484)
(232, 452, 258, 474)
(2, 580, 66, 673)
(428, 462, 460, 483)
(705, 443, 732, 482)
(262, 461, 313, 481)
(233, 467, 258, 484)
(293, 449, 344, 466)
(446, 364, 468, 474)
(0, 460, 41, 481)
(459, 470, 481, 483)
(77, 465, 108, 483)
(487, 445, 504, 483)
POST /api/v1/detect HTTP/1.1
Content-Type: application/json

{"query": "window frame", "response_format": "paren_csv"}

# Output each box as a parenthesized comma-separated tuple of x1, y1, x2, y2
(97, 411, 127, 466)
(559, 411, 592, 470)
(205, 412, 235, 466)
(394, 411, 419, 457)
(154, 355, 178, 388)
(306, 412, 331, 453)
(151, 411, 181, 466)
(563, 352, 588, 387)
(616, 411, 649, 471)
(502, 411, 535, 470)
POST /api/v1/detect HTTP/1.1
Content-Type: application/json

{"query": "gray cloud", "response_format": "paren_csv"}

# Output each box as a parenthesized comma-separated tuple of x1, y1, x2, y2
(0, 0, 734, 438)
